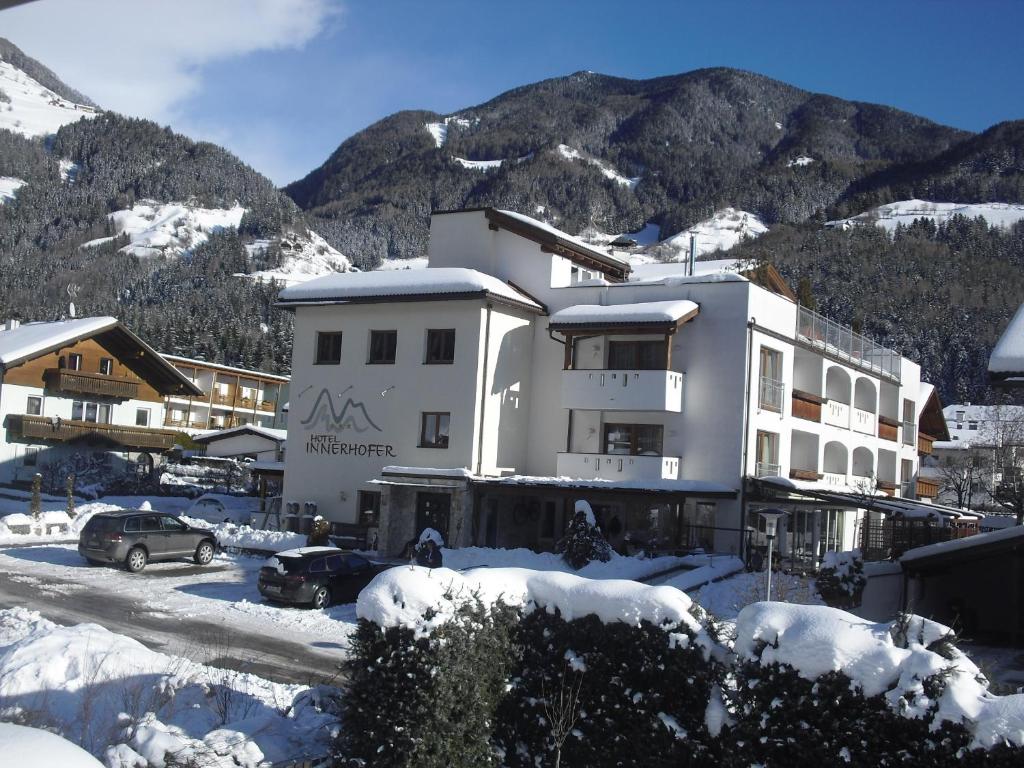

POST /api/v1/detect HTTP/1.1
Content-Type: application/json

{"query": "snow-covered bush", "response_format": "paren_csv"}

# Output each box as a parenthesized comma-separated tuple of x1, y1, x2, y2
(555, 500, 612, 569)
(729, 603, 1024, 766)
(815, 548, 867, 607)
(342, 566, 726, 767)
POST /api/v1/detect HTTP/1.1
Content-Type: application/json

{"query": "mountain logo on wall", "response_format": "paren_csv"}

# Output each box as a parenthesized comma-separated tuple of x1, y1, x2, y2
(299, 387, 383, 433)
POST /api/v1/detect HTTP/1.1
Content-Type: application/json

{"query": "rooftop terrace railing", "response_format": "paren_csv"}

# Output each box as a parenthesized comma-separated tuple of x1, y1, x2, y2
(796, 305, 901, 382)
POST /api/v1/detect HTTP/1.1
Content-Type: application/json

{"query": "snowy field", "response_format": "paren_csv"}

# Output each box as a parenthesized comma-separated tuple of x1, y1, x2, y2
(0, 58, 96, 138)
(828, 199, 1024, 232)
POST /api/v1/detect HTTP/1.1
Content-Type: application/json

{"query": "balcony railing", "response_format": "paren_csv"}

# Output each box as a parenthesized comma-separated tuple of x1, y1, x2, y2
(44, 369, 139, 400)
(823, 400, 850, 429)
(918, 434, 934, 456)
(902, 421, 916, 446)
(878, 417, 899, 442)
(900, 481, 915, 498)
(755, 461, 781, 478)
(561, 369, 683, 412)
(259, 400, 276, 412)
(758, 376, 784, 412)
(791, 390, 822, 422)
(556, 452, 680, 481)
(852, 407, 876, 436)
(789, 468, 821, 481)
(822, 471, 847, 487)
(6, 414, 179, 451)
(916, 478, 940, 498)
(796, 305, 901, 381)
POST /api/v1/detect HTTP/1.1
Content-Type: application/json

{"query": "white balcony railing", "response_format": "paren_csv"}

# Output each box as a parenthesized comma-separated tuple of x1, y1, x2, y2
(556, 452, 680, 481)
(822, 471, 848, 487)
(902, 421, 916, 446)
(561, 370, 684, 412)
(758, 377, 784, 412)
(823, 400, 850, 429)
(852, 407, 876, 436)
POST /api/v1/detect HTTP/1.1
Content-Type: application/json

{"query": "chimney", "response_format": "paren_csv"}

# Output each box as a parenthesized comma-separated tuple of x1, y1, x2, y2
(4, 319, 20, 331)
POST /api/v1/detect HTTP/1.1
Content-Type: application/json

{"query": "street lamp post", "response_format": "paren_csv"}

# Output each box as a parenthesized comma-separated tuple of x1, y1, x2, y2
(757, 508, 787, 601)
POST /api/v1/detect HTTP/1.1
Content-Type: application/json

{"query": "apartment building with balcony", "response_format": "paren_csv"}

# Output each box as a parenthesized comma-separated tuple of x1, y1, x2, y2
(161, 356, 289, 433)
(278, 207, 963, 560)
(0, 317, 201, 487)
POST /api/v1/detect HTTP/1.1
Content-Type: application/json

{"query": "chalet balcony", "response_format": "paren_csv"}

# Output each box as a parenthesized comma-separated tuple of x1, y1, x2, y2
(44, 369, 139, 400)
(918, 434, 935, 456)
(6, 414, 178, 451)
(789, 468, 822, 482)
(561, 370, 683, 412)
(878, 417, 899, 442)
(916, 477, 940, 498)
(556, 452, 680, 481)
(258, 400, 276, 413)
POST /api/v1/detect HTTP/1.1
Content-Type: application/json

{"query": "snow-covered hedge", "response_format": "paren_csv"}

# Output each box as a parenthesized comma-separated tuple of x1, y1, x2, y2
(815, 548, 867, 607)
(342, 566, 724, 767)
(342, 569, 1024, 767)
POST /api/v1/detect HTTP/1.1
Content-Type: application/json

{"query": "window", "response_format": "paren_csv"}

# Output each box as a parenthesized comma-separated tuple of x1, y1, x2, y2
(902, 398, 916, 445)
(603, 423, 664, 456)
(358, 490, 382, 526)
(161, 516, 188, 532)
(73, 400, 112, 423)
(26, 396, 42, 416)
(309, 558, 328, 573)
(425, 329, 456, 364)
(99, 358, 113, 375)
(607, 340, 666, 370)
(368, 330, 397, 364)
(758, 347, 784, 411)
(968, 421, 979, 431)
(139, 515, 162, 532)
(67, 353, 82, 371)
(23, 446, 38, 467)
(420, 412, 451, 448)
(755, 430, 780, 477)
(135, 408, 150, 427)
(315, 331, 343, 365)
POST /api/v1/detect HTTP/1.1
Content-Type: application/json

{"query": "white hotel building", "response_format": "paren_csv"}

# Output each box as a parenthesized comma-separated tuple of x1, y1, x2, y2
(278, 208, 959, 560)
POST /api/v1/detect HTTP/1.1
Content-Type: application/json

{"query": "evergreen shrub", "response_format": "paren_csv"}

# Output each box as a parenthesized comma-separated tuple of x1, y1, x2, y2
(815, 548, 867, 608)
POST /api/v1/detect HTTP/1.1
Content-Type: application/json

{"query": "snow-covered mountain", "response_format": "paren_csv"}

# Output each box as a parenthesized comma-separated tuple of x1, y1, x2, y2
(827, 200, 1024, 232)
(0, 58, 97, 138)
(244, 229, 351, 286)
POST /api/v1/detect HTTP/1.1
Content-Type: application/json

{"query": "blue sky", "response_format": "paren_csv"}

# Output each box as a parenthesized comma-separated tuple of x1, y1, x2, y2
(4, 0, 1024, 185)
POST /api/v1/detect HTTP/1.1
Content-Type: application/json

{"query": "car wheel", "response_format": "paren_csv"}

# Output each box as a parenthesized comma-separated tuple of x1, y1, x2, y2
(125, 547, 147, 573)
(194, 541, 215, 565)
(311, 586, 331, 610)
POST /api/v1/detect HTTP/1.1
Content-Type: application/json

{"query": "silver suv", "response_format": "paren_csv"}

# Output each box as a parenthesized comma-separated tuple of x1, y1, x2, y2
(78, 510, 217, 573)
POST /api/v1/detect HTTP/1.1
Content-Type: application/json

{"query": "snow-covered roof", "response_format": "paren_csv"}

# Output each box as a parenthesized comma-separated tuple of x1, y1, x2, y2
(0, 317, 117, 366)
(492, 209, 629, 276)
(942, 403, 1024, 446)
(273, 546, 340, 558)
(990, 302, 1024, 380)
(549, 299, 699, 328)
(901, 524, 1024, 564)
(191, 424, 287, 444)
(276, 267, 543, 311)
(163, 354, 290, 382)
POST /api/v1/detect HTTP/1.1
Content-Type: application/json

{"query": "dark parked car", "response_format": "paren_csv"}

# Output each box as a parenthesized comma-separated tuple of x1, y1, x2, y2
(78, 510, 217, 573)
(258, 547, 391, 609)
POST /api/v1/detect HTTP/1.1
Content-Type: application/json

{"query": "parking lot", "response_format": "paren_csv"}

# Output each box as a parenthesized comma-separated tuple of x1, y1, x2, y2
(0, 542, 360, 685)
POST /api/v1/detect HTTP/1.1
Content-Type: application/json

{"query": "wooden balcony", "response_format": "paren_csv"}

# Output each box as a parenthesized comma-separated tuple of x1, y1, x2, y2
(44, 369, 139, 400)
(916, 477, 940, 498)
(6, 414, 179, 451)
(789, 468, 822, 481)
(791, 390, 822, 422)
(878, 416, 899, 442)
(877, 480, 898, 497)
(918, 433, 935, 456)
(258, 400, 276, 413)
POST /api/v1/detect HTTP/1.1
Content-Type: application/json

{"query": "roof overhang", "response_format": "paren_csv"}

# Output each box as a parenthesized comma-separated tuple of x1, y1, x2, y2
(481, 208, 631, 283)
(93, 325, 204, 397)
(918, 387, 950, 441)
(276, 289, 543, 315)
(472, 476, 736, 500)
(549, 301, 700, 337)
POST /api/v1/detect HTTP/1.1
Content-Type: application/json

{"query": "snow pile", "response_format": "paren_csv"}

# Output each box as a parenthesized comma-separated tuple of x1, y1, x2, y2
(357, 565, 704, 637)
(734, 603, 1024, 748)
(556, 144, 640, 188)
(0, 58, 97, 138)
(79, 201, 245, 258)
(991, 302, 1024, 375)
(243, 229, 351, 286)
(0, 175, 25, 204)
(0, 501, 123, 544)
(180, 517, 306, 552)
(0, 722, 104, 767)
(828, 199, 1024, 233)
(417, 527, 444, 547)
(787, 155, 815, 167)
(0, 607, 339, 765)
(439, 545, 693, 581)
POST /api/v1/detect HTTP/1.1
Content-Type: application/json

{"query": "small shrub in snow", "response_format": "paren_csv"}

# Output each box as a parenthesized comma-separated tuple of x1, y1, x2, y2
(815, 548, 867, 608)
(555, 501, 612, 570)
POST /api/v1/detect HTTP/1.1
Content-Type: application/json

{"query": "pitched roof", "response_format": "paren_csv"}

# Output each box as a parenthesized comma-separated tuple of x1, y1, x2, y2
(275, 266, 543, 312)
(0, 317, 202, 396)
(191, 424, 287, 444)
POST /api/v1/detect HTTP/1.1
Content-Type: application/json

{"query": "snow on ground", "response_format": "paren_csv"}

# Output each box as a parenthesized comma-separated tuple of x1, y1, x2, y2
(0, 175, 25, 204)
(59, 158, 79, 182)
(556, 144, 640, 188)
(80, 201, 245, 258)
(787, 155, 814, 167)
(734, 603, 1024, 748)
(643, 208, 768, 262)
(0, 59, 97, 138)
(424, 115, 476, 147)
(242, 229, 351, 286)
(0, 607, 340, 766)
(828, 199, 1024, 233)
(376, 256, 429, 271)
(693, 569, 822, 622)
(453, 156, 505, 170)
(0, 722, 104, 767)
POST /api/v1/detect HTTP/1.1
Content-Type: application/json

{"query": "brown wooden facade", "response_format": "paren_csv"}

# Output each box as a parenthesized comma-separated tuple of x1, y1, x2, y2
(6, 414, 178, 451)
